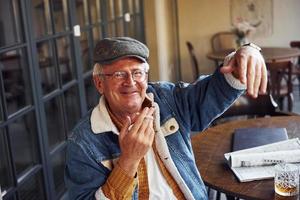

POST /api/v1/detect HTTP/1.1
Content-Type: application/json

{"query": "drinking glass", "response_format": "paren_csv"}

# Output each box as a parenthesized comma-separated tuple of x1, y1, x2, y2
(274, 163, 299, 196)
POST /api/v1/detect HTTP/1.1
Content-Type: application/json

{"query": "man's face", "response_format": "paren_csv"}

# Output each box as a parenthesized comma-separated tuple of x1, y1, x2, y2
(95, 58, 148, 115)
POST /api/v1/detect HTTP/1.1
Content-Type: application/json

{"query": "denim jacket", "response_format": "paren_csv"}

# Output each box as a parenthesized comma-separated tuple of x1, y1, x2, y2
(65, 70, 244, 200)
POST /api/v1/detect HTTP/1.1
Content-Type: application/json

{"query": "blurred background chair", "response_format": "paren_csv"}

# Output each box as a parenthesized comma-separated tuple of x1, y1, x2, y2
(214, 94, 295, 125)
(223, 94, 278, 117)
(290, 41, 300, 95)
(267, 60, 294, 111)
(211, 31, 236, 52)
(210, 31, 236, 67)
(186, 41, 200, 80)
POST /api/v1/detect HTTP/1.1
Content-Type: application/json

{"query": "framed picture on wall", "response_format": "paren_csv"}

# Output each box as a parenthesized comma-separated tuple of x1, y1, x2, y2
(230, 0, 273, 37)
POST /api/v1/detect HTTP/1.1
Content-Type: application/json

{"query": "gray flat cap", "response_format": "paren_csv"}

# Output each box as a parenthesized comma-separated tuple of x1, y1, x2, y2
(93, 37, 149, 64)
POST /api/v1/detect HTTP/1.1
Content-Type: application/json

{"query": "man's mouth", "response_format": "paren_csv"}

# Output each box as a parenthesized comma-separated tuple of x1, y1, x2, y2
(120, 90, 138, 95)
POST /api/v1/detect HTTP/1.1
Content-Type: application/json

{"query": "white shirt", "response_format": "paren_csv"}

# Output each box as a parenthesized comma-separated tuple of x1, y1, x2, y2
(144, 147, 177, 200)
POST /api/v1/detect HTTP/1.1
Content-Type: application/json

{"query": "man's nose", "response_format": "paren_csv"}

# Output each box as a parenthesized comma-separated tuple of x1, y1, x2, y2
(123, 73, 136, 85)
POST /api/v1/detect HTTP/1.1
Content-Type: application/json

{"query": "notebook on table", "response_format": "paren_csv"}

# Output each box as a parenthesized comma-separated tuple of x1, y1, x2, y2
(232, 127, 288, 151)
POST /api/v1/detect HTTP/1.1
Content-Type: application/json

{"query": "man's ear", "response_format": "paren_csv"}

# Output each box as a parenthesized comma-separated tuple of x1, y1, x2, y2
(93, 75, 103, 94)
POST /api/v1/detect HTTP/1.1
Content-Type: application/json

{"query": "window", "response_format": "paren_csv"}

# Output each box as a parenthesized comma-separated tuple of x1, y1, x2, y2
(0, 0, 144, 199)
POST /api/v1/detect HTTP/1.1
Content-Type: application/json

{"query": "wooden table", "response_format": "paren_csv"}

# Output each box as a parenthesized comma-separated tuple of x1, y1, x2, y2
(191, 116, 300, 200)
(207, 47, 300, 63)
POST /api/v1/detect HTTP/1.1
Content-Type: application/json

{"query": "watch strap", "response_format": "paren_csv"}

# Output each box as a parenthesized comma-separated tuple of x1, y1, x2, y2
(242, 43, 262, 52)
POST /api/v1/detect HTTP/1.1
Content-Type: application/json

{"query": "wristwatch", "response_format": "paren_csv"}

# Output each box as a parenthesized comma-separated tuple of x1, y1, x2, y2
(242, 43, 262, 52)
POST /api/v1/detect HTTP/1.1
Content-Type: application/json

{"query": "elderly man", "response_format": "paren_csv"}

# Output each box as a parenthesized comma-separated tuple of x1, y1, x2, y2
(65, 37, 266, 200)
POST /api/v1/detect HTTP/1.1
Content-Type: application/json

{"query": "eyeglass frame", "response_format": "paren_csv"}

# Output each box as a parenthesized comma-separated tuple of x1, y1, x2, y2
(97, 68, 149, 82)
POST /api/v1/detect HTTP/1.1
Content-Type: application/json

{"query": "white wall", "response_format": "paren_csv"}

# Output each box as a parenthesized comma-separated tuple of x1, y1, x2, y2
(144, 0, 179, 82)
(144, 0, 160, 81)
(177, 0, 300, 82)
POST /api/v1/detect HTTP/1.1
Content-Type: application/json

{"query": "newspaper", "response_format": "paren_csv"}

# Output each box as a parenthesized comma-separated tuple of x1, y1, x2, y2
(224, 138, 300, 182)
(230, 150, 300, 167)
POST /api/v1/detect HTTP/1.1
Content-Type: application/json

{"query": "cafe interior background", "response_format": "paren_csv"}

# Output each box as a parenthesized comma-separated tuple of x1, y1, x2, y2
(0, 0, 299, 199)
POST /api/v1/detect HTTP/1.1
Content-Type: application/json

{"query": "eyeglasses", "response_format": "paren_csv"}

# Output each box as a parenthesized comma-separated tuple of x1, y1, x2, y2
(98, 69, 148, 82)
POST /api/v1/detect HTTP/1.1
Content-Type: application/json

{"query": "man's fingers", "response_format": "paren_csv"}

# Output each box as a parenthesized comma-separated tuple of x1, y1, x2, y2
(119, 116, 131, 141)
(141, 113, 155, 146)
(144, 120, 155, 144)
(130, 107, 149, 134)
(135, 107, 155, 136)
(147, 106, 155, 118)
(259, 61, 268, 94)
(130, 112, 140, 124)
(246, 58, 256, 96)
(130, 106, 155, 135)
(252, 63, 262, 98)
(237, 53, 248, 84)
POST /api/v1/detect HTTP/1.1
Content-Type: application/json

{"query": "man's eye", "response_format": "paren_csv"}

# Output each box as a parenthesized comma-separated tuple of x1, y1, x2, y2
(114, 72, 126, 78)
(134, 71, 143, 76)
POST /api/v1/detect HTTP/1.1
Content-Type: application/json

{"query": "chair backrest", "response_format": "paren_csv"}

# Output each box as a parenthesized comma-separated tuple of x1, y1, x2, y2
(267, 60, 293, 99)
(290, 41, 300, 65)
(186, 41, 199, 80)
(290, 41, 300, 48)
(211, 31, 236, 52)
(213, 92, 299, 126)
(221, 94, 278, 118)
(213, 94, 297, 125)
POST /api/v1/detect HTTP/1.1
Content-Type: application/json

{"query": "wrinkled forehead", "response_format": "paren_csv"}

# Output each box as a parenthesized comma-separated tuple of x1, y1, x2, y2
(93, 57, 149, 75)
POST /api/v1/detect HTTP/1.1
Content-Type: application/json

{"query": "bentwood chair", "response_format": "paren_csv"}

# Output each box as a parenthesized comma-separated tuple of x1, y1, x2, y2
(214, 94, 295, 125)
(186, 41, 200, 80)
(290, 41, 300, 95)
(210, 31, 236, 67)
(267, 60, 294, 111)
(211, 31, 236, 52)
(222, 94, 278, 118)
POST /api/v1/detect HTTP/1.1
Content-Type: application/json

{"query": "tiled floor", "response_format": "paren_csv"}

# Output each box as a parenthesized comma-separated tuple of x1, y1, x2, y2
(208, 85, 300, 200)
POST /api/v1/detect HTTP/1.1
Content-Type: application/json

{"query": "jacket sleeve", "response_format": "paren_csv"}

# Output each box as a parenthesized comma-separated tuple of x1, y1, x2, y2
(156, 69, 245, 132)
(65, 140, 136, 200)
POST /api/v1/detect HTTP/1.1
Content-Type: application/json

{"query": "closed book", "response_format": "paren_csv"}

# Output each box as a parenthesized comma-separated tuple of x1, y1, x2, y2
(232, 127, 288, 151)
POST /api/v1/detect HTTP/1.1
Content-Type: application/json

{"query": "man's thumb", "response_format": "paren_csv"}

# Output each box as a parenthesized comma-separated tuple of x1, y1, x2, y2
(220, 58, 235, 74)
(220, 65, 234, 74)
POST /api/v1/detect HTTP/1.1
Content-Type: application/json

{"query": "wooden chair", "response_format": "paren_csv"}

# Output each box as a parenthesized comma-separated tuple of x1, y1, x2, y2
(267, 60, 294, 111)
(211, 31, 236, 52)
(214, 94, 291, 125)
(210, 31, 236, 67)
(290, 41, 300, 95)
(186, 41, 199, 80)
(214, 94, 294, 125)
(223, 94, 278, 117)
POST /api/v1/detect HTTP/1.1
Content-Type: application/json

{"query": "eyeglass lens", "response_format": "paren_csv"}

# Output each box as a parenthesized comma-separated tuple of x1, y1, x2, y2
(114, 70, 147, 82)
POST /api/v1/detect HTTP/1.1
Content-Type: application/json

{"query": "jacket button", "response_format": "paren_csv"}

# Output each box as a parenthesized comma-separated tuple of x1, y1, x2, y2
(169, 125, 175, 131)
